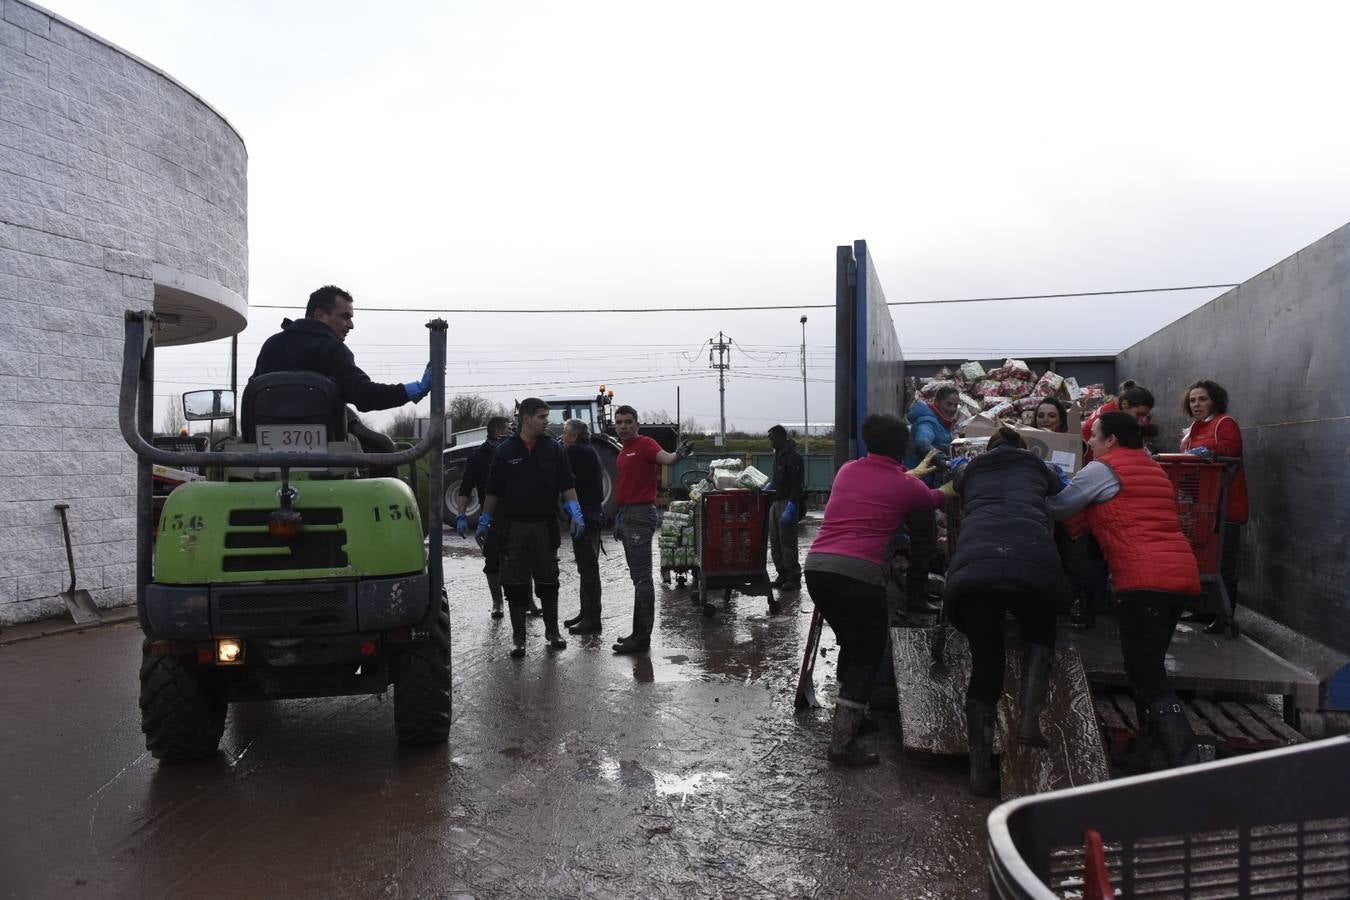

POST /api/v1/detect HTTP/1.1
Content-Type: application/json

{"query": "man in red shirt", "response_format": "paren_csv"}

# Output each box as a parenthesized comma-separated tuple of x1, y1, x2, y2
(611, 405, 691, 655)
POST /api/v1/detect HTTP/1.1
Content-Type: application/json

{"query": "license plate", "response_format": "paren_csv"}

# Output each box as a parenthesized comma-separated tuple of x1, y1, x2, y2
(257, 424, 328, 453)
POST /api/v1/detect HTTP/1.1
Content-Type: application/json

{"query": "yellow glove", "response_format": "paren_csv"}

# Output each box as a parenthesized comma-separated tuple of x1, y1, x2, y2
(940, 480, 958, 498)
(910, 448, 941, 479)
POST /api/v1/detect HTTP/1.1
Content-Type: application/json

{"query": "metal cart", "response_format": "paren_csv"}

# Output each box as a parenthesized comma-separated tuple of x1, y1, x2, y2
(1154, 453, 1243, 639)
(689, 488, 779, 618)
(987, 735, 1350, 898)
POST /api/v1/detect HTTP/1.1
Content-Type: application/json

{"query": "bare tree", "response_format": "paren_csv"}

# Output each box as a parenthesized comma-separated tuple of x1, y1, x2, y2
(641, 408, 674, 423)
(679, 416, 703, 435)
(161, 394, 185, 435)
(383, 409, 420, 440)
(449, 394, 508, 433)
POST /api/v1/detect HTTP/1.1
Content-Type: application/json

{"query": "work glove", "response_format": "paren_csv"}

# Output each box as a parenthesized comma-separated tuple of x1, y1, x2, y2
(565, 499, 585, 538)
(474, 511, 493, 548)
(1185, 446, 1214, 458)
(403, 362, 432, 403)
(1049, 462, 1071, 488)
(613, 509, 624, 543)
(781, 500, 797, 525)
(674, 441, 694, 461)
(947, 457, 970, 476)
(939, 480, 958, 499)
(456, 513, 469, 539)
(909, 448, 941, 479)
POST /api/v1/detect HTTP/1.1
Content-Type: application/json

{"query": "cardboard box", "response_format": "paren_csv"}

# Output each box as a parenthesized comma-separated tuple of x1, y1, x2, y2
(961, 408, 1083, 474)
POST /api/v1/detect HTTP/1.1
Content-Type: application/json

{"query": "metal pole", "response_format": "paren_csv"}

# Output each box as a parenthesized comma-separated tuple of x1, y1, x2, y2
(800, 315, 808, 456)
(710, 330, 729, 447)
(229, 333, 238, 437)
(676, 385, 681, 443)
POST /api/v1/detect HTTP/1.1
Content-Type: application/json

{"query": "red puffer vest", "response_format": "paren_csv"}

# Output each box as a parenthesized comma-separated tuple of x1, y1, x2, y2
(1086, 448, 1201, 595)
(1181, 415, 1249, 524)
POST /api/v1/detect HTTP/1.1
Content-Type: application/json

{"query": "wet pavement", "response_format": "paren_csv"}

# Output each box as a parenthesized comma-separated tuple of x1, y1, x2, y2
(0, 523, 992, 899)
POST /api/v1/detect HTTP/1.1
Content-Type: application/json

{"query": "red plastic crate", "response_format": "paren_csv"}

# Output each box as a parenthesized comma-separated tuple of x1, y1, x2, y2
(1155, 456, 1226, 573)
(700, 491, 771, 575)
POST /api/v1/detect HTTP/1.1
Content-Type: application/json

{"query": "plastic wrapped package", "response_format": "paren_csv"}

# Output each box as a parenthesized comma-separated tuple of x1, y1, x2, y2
(959, 361, 986, 383)
(1061, 377, 1082, 401)
(711, 468, 743, 490)
(959, 392, 982, 415)
(1034, 370, 1065, 398)
(918, 379, 960, 399)
(973, 379, 1005, 399)
(736, 465, 770, 491)
(668, 500, 694, 515)
(688, 480, 709, 503)
(708, 458, 743, 473)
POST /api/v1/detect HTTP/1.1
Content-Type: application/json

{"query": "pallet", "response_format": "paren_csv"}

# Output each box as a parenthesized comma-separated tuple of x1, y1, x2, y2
(1093, 691, 1303, 761)
(997, 645, 1110, 801)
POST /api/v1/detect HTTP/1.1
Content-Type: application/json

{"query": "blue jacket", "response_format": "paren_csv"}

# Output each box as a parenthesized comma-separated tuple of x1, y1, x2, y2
(903, 401, 954, 486)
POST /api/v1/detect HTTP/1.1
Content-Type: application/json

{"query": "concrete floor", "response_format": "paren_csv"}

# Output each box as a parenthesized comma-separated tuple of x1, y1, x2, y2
(0, 526, 991, 899)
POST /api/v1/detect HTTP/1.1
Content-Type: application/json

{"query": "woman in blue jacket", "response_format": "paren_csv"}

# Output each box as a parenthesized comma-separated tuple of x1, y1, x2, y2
(902, 386, 959, 613)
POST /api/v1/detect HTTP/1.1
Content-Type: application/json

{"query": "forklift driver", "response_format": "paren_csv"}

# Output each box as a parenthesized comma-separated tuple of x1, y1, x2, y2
(251, 285, 432, 466)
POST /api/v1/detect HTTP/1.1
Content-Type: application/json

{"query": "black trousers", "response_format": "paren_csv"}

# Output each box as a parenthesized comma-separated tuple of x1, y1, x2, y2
(1116, 590, 1185, 707)
(1219, 522, 1241, 617)
(904, 508, 938, 599)
(1056, 526, 1110, 613)
(804, 570, 888, 704)
(957, 591, 1057, 705)
(571, 523, 602, 620)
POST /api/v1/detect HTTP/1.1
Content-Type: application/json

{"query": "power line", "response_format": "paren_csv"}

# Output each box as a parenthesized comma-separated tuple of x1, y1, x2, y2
(244, 283, 1237, 316)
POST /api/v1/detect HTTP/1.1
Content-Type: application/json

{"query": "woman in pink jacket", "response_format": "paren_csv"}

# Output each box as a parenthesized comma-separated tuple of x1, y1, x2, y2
(804, 414, 946, 766)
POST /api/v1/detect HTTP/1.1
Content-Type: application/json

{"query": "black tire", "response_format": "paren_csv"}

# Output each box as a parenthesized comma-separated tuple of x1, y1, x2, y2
(393, 597, 451, 744)
(595, 443, 619, 522)
(139, 640, 226, 763)
(443, 464, 479, 524)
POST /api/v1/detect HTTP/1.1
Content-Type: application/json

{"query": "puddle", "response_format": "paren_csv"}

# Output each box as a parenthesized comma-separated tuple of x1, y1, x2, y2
(653, 770, 730, 802)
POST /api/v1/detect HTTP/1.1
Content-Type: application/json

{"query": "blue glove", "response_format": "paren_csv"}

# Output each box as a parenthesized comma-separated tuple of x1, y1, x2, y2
(474, 511, 493, 548)
(565, 499, 585, 538)
(764, 481, 774, 492)
(948, 457, 971, 475)
(781, 500, 797, 525)
(403, 362, 432, 403)
(1186, 447, 1214, 458)
(1049, 462, 1071, 488)
(456, 513, 469, 539)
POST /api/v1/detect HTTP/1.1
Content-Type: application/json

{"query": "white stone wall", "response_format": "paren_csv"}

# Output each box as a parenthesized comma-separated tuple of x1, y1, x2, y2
(0, 0, 247, 623)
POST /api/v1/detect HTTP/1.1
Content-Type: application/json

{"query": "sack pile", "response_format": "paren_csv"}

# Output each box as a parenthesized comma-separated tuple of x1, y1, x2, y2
(915, 358, 1107, 427)
(659, 500, 696, 570)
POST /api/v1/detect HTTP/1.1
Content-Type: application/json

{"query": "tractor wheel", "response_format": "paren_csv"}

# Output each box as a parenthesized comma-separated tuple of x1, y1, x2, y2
(443, 464, 480, 524)
(139, 640, 226, 763)
(393, 596, 451, 744)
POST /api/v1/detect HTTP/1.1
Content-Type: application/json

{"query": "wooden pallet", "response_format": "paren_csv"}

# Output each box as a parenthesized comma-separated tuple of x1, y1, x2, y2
(1094, 691, 1304, 761)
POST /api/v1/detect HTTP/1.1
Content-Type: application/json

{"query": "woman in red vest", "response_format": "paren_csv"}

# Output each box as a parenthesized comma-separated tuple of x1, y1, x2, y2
(1180, 379, 1248, 634)
(1048, 411, 1202, 768)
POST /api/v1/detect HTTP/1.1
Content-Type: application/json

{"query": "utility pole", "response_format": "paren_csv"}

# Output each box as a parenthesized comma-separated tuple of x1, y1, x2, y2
(709, 330, 731, 447)
(800, 316, 808, 456)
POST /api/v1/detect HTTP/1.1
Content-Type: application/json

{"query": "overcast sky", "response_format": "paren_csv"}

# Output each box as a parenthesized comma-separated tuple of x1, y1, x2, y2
(44, 0, 1350, 433)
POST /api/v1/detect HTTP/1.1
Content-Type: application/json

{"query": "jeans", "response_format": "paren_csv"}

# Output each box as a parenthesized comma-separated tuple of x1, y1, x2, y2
(955, 590, 1057, 705)
(804, 570, 888, 704)
(619, 503, 660, 640)
(1115, 589, 1185, 707)
(769, 499, 801, 583)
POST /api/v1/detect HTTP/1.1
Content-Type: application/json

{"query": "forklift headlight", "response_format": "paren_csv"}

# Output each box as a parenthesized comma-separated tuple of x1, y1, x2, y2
(217, 638, 244, 665)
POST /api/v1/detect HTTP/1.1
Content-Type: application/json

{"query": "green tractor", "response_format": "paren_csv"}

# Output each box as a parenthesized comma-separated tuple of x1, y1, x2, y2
(118, 311, 451, 761)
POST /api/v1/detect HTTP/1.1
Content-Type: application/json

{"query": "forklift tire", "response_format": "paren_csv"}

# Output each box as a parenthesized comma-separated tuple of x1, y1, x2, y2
(139, 640, 226, 763)
(393, 597, 451, 744)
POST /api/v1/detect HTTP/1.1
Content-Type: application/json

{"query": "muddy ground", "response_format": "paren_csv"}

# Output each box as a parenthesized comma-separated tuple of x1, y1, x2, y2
(0, 523, 992, 899)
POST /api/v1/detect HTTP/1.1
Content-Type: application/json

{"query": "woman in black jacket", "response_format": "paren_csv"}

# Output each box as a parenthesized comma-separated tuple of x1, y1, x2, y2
(944, 427, 1068, 796)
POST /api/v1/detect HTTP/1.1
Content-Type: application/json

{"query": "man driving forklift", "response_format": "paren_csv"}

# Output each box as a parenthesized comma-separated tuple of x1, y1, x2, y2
(252, 284, 431, 467)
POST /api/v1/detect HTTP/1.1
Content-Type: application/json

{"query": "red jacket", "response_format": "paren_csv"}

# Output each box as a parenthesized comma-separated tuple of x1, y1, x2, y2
(1080, 400, 1119, 462)
(1181, 415, 1249, 524)
(1086, 448, 1201, 595)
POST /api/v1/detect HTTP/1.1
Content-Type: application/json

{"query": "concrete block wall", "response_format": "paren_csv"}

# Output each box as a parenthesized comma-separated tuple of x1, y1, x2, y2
(0, 0, 247, 623)
(1117, 222, 1350, 654)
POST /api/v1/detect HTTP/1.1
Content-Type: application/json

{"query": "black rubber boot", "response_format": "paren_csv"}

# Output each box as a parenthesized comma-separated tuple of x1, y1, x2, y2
(538, 583, 567, 650)
(568, 618, 601, 634)
(1016, 643, 1053, 747)
(826, 698, 879, 767)
(486, 572, 504, 619)
(563, 611, 583, 629)
(1115, 699, 1161, 772)
(1150, 698, 1200, 768)
(965, 698, 998, 796)
(504, 583, 529, 658)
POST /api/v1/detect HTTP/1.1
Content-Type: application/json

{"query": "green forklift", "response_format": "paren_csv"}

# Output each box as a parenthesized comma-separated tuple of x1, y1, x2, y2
(118, 311, 450, 761)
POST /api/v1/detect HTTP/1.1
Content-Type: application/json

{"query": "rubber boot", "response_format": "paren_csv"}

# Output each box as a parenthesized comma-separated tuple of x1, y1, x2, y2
(538, 583, 567, 650)
(486, 572, 504, 619)
(564, 611, 583, 629)
(1150, 699, 1200, 768)
(826, 698, 879, 767)
(1115, 699, 1161, 772)
(504, 583, 529, 658)
(965, 698, 998, 797)
(1016, 643, 1053, 747)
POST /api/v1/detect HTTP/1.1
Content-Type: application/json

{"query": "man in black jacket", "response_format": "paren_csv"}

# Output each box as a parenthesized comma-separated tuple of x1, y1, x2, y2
(767, 425, 805, 590)
(251, 285, 431, 456)
(478, 398, 587, 658)
(456, 416, 535, 620)
(560, 417, 606, 634)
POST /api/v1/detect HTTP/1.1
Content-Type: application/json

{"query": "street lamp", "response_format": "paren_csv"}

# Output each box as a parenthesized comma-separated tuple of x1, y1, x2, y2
(800, 315, 808, 456)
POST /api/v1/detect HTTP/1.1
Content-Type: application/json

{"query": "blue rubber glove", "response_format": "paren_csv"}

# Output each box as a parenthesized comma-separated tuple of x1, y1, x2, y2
(1049, 462, 1071, 488)
(456, 513, 469, 539)
(565, 499, 585, 538)
(781, 500, 797, 525)
(475, 510, 493, 548)
(1186, 446, 1214, 458)
(403, 362, 432, 403)
(763, 481, 774, 492)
